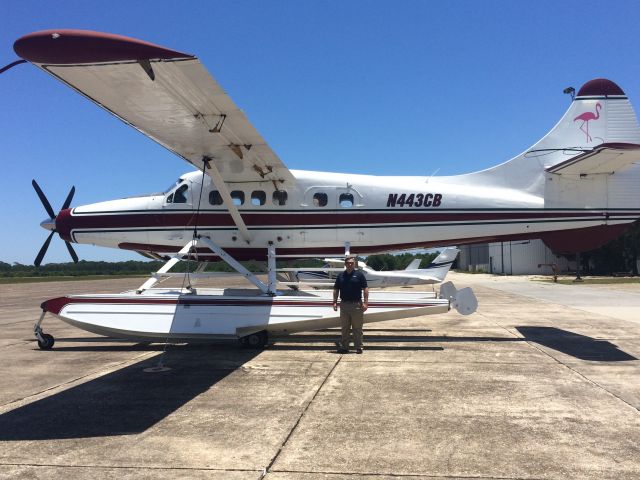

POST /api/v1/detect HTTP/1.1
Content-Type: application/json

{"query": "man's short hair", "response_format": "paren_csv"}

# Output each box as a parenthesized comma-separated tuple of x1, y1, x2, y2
(344, 256, 357, 263)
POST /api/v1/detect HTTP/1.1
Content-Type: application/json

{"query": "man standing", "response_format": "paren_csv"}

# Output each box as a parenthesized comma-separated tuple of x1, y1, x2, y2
(333, 256, 369, 354)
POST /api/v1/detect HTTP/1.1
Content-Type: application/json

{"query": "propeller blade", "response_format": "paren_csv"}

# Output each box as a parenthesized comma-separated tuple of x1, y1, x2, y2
(61, 186, 76, 210)
(34, 231, 55, 267)
(32, 180, 56, 219)
(65, 241, 79, 263)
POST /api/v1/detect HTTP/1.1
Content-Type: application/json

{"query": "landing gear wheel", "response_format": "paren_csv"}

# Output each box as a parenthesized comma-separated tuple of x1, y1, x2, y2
(37, 333, 55, 350)
(240, 330, 268, 349)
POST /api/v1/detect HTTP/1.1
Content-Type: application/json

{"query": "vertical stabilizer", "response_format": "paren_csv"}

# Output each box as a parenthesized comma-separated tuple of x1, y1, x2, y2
(444, 79, 640, 193)
(534, 79, 640, 165)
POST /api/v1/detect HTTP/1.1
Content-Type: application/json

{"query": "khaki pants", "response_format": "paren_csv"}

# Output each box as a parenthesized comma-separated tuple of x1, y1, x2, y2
(339, 301, 364, 350)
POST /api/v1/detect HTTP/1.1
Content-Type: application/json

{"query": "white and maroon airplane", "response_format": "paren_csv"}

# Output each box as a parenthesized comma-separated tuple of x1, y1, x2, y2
(6, 29, 640, 349)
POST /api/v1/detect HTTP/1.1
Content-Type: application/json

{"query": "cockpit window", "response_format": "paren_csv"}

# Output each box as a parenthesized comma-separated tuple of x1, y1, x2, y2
(273, 190, 288, 206)
(167, 184, 189, 204)
(231, 190, 245, 206)
(164, 178, 184, 194)
(209, 190, 223, 206)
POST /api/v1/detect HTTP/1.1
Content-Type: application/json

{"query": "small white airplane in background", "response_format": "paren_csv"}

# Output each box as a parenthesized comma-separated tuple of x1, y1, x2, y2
(5, 29, 640, 349)
(289, 247, 460, 288)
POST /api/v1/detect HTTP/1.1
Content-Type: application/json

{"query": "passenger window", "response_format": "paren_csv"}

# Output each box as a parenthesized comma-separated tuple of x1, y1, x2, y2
(251, 190, 266, 206)
(230, 190, 244, 206)
(172, 184, 189, 204)
(339, 193, 354, 208)
(273, 190, 288, 206)
(313, 192, 328, 207)
(209, 190, 223, 206)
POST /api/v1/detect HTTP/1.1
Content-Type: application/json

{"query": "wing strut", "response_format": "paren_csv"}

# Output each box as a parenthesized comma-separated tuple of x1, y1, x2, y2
(202, 156, 251, 243)
(136, 240, 198, 293)
(135, 237, 278, 295)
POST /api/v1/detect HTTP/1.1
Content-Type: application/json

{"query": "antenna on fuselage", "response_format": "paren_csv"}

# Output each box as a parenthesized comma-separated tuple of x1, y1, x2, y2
(426, 168, 440, 183)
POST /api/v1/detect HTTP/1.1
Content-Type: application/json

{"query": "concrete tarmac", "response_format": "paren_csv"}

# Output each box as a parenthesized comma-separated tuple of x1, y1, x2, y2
(1, 272, 639, 479)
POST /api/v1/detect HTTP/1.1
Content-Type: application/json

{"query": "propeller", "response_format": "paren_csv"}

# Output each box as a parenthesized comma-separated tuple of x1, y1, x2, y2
(32, 180, 78, 267)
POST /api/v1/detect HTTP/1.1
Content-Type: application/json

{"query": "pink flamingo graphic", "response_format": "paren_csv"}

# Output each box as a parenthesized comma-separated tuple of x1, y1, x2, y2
(573, 102, 602, 142)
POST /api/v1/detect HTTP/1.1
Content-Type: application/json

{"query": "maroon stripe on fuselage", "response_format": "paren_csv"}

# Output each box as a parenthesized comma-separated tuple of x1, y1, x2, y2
(43, 296, 437, 315)
(57, 208, 632, 232)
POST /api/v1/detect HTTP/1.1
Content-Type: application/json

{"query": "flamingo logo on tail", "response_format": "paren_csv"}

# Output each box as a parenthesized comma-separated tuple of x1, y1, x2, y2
(574, 102, 602, 142)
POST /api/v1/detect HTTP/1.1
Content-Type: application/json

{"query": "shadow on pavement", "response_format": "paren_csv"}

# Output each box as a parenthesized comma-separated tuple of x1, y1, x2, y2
(516, 326, 637, 361)
(0, 344, 260, 441)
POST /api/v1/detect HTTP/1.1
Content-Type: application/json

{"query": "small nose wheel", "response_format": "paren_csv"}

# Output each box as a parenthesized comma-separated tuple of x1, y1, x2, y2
(37, 333, 55, 350)
(34, 311, 54, 350)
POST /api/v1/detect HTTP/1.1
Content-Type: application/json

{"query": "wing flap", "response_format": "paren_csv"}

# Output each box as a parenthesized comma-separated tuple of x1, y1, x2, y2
(546, 143, 640, 175)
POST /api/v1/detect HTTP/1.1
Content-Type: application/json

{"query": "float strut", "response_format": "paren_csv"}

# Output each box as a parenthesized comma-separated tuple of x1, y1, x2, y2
(267, 243, 277, 295)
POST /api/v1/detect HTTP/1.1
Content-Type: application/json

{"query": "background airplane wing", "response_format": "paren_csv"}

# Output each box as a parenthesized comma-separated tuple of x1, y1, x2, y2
(14, 29, 295, 186)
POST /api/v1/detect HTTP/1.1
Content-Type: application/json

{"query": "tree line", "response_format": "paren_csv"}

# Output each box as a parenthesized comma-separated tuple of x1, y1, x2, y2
(0, 252, 439, 278)
(579, 220, 640, 275)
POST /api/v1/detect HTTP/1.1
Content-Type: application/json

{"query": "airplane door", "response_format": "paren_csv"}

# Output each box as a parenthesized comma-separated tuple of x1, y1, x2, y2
(335, 186, 366, 245)
(302, 187, 338, 244)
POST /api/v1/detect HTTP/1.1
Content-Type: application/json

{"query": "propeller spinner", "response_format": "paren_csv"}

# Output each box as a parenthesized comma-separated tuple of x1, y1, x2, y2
(32, 180, 78, 267)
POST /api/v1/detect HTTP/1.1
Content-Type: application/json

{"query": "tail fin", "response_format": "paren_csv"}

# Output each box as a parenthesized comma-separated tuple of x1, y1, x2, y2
(452, 79, 640, 191)
(414, 247, 460, 282)
(404, 258, 421, 270)
(534, 79, 640, 159)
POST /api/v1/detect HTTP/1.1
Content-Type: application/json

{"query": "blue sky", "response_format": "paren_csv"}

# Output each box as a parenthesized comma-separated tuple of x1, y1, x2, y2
(3, 0, 640, 264)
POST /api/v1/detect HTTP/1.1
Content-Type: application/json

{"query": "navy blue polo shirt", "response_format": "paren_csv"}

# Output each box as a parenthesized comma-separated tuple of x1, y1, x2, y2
(333, 269, 368, 301)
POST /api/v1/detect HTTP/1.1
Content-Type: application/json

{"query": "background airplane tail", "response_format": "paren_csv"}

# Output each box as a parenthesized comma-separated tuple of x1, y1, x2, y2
(413, 247, 460, 282)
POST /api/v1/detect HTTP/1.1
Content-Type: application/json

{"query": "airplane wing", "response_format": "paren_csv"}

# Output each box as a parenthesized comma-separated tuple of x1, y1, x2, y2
(13, 30, 294, 184)
(323, 258, 346, 268)
(546, 143, 640, 175)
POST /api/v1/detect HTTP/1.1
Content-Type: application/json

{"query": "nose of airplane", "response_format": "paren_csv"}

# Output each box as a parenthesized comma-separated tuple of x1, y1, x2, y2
(40, 217, 56, 232)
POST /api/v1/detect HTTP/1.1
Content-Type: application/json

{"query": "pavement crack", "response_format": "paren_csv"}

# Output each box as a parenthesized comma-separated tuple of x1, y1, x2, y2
(522, 340, 640, 414)
(0, 462, 262, 473)
(269, 468, 544, 479)
(261, 355, 343, 478)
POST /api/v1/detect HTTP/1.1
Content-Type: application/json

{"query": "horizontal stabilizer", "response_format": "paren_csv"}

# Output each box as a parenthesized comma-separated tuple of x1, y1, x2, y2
(546, 143, 640, 175)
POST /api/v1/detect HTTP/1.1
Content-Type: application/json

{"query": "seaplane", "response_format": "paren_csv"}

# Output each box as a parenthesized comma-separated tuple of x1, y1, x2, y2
(287, 248, 460, 288)
(6, 30, 640, 350)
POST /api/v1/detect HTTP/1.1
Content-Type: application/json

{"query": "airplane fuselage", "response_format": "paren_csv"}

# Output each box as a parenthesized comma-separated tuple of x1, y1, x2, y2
(53, 168, 637, 261)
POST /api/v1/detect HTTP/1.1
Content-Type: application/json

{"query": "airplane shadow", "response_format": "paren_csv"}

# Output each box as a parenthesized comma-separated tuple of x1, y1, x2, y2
(516, 326, 638, 362)
(0, 344, 260, 441)
(3, 327, 632, 441)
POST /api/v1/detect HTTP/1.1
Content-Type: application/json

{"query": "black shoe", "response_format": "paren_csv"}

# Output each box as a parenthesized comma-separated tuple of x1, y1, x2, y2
(337, 348, 349, 354)
(356, 348, 363, 354)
